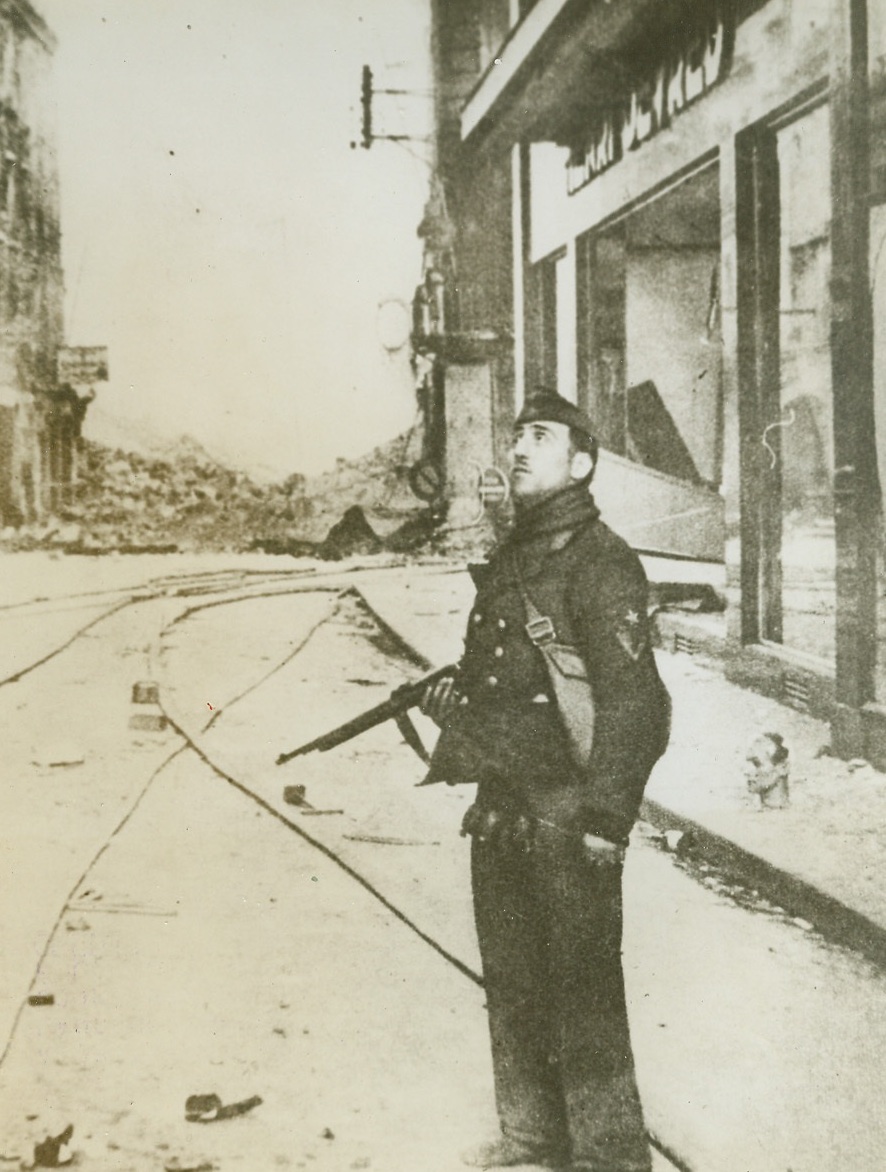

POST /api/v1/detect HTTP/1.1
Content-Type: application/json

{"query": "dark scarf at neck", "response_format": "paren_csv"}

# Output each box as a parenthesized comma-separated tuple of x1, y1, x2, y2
(509, 481, 600, 545)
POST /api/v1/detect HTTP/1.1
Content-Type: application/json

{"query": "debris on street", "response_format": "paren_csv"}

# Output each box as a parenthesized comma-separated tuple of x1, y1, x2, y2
(29, 1124, 73, 1169)
(184, 1093, 262, 1123)
(30, 743, 85, 769)
(282, 784, 313, 808)
(63, 917, 91, 932)
(662, 829, 692, 855)
(343, 833, 440, 846)
(163, 1158, 216, 1172)
(65, 900, 178, 917)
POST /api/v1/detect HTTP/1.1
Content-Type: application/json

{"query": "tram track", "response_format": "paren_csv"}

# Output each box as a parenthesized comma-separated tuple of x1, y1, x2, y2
(0, 597, 135, 687)
(0, 565, 329, 690)
(0, 558, 441, 689)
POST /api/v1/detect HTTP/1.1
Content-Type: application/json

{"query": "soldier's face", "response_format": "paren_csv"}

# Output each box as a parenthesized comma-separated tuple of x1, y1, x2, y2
(511, 420, 582, 502)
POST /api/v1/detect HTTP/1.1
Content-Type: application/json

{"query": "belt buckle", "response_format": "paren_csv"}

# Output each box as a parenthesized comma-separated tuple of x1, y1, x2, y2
(525, 615, 555, 645)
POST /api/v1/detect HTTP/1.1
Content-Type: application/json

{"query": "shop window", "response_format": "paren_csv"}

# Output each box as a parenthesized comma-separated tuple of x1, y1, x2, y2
(577, 228, 626, 452)
(525, 250, 559, 393)
(773, 107, 835, 663)
(577, 163, 723, 488)
(739, 101, 835, 664)
(525, 248, 580, 403)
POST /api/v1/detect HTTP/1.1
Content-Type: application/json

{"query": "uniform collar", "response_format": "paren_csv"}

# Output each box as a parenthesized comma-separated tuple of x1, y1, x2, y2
(510, 481, 600, 546)
(478, 483, 600, 580)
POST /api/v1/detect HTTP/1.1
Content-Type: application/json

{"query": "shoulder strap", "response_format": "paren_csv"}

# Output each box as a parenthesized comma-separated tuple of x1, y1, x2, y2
(511, 552, 564, 647)
(512, 552, 596, 769)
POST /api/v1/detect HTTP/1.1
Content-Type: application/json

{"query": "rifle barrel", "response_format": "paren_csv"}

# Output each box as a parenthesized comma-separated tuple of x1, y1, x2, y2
(275, 664, 455, 766)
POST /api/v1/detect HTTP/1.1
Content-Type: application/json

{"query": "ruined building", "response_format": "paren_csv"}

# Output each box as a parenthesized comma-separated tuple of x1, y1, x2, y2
(0, 1, 83, 527)
(413, 0, 886, 766)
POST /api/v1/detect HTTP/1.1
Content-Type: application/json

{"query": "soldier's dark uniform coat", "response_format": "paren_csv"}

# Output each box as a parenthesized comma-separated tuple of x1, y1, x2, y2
(427, 480, 670, 1172)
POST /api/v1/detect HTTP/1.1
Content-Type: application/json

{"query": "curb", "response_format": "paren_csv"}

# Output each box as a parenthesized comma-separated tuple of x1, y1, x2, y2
(349, 586, 436, 672)
(641, 798, 886, 971)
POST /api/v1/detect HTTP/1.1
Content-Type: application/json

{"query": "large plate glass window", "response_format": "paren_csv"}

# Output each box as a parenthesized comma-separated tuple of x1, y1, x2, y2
(754, 102, 835, 663)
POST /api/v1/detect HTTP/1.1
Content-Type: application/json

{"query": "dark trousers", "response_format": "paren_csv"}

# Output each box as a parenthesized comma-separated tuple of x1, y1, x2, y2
(471, 821, 651, 1172)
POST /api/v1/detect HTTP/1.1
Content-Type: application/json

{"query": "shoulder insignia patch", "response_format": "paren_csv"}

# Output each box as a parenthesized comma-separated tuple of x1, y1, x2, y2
(614, 609, 647, 661)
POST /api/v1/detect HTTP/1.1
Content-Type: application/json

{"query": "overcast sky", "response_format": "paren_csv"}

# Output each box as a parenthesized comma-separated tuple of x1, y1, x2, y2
(37, 0, 433, 478)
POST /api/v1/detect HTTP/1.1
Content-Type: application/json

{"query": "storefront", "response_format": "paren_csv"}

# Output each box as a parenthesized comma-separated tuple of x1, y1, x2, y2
(425, 0, 886, 763)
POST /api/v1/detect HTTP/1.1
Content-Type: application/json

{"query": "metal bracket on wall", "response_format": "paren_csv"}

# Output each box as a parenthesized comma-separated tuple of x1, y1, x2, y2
(468, 464, 510, 524)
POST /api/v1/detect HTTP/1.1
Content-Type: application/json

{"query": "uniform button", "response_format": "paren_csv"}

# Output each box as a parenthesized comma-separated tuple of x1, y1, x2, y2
(487, 675, 499, 687)
(459, 695, 470, 706)
(473, 612, 483, 624)
(494, 646, 504, 658)
(497, 619, 506, 630)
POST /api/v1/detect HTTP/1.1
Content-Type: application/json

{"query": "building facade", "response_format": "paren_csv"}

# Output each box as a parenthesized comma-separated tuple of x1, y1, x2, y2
(414, 0, 886, 765)
(0, 0, 82, 527)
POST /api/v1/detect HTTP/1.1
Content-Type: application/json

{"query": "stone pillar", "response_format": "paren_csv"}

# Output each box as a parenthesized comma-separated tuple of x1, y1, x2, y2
(830, 0, 878, 754)
(438, 333, 512, 530)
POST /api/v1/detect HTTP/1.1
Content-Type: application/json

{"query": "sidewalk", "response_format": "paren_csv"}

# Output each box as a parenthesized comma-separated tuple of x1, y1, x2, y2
(354, 564, 886, 968)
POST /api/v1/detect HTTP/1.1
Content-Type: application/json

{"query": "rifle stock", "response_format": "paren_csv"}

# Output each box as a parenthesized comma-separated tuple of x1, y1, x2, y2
(275, 664, 456, 766)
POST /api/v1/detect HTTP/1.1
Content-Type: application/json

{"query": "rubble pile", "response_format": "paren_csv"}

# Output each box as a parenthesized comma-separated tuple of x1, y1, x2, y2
(0, 431, 436, 558)
(259, 429, 440, 557)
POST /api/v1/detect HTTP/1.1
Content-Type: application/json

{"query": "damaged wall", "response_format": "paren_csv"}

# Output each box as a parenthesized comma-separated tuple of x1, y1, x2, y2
(0, 0, 65, 526)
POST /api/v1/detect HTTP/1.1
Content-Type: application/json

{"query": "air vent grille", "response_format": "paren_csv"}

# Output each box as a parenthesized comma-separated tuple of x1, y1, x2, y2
(783, 674, 810, 711)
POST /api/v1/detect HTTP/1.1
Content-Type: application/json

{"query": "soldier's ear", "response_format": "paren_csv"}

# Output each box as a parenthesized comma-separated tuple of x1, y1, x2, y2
(569, 449, 594, 482)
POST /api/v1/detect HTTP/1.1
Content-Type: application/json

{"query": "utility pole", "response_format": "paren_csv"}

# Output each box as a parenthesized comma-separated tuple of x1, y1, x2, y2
(351, 64, 430, 150)
(360, 64, 373, 149)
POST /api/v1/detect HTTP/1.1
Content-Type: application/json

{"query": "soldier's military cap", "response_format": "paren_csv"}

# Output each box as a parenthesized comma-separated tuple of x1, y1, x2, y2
(515, 391, 596, 450)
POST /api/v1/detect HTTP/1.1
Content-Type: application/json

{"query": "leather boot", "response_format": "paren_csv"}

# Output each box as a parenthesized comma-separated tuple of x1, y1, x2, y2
(460, 1133, 567, 1168)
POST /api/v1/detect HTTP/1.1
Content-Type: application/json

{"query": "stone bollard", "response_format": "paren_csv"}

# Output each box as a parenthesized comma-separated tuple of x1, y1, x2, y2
(129, 680, 167, 732)
(744, 732, 790, 809)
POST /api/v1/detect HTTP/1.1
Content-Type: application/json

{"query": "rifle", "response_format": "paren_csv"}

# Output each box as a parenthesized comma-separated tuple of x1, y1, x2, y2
(275, 664, 457, 766)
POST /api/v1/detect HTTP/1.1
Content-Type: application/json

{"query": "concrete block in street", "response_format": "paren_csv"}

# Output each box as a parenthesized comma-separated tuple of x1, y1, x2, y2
(131, 680, 160, 704)
(129, 711, 168, 732)
(129, 679, 167, 731)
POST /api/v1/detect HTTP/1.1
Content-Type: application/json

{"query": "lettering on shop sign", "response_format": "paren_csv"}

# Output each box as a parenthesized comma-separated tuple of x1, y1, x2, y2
(566, 4, 733, 195)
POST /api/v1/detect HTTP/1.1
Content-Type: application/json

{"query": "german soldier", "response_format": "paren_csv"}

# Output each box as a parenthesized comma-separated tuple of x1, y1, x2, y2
(421, 391, 671, 1172)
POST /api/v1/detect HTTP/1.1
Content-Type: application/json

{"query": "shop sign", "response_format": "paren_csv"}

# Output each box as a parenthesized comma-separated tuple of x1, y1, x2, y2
(567, 3, 733, 194)
(57, 346, 109, 385)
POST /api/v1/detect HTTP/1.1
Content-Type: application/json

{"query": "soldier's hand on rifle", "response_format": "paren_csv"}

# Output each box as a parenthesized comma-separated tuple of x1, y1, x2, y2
(419, 673, 459, 727)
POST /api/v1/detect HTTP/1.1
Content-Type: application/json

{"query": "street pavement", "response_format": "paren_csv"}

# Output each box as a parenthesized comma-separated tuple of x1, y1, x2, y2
(0, 571, 498, 1172)
(3, 552, 886, 1170)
